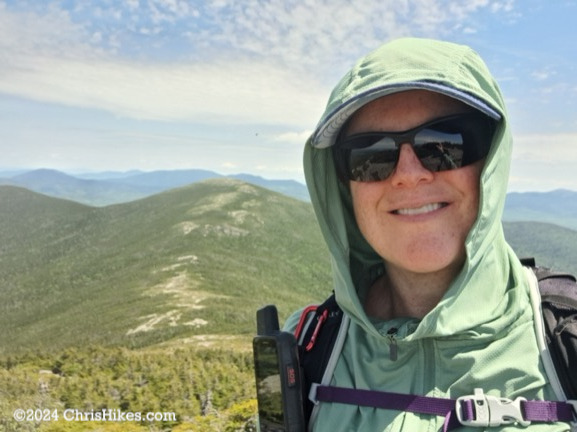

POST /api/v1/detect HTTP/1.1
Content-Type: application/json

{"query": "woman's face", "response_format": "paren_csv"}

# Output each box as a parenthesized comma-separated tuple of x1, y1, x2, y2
(347, 90, 484, 275)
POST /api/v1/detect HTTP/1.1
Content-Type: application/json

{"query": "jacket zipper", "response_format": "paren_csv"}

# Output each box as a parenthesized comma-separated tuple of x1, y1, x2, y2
(422, 338, 438, 431)
(387, 327, 398, 361)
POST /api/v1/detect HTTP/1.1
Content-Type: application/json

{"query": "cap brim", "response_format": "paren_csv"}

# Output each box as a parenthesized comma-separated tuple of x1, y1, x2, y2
(311, 82, 502, 149)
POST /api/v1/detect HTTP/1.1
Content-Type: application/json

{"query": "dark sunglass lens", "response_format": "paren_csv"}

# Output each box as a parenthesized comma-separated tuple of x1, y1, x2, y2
(459, 118, 493, 165)
(335, 113, 495, 182)
(348, 137, 397, 181)
(413, 115, 493, 172)
(413, 129, 465, 172)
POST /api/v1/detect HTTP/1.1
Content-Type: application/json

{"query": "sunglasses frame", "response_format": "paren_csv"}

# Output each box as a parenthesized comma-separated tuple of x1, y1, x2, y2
(332, 112, 497, 182)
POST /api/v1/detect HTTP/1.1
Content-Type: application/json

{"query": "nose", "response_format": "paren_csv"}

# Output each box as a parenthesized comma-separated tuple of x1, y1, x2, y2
(389, 143, 434, 187)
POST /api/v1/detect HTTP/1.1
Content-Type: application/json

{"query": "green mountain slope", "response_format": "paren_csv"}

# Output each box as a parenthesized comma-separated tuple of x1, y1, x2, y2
(0, 180, 331, 355)
(503, 221, 577, 274)
(3, 180, 577, 357)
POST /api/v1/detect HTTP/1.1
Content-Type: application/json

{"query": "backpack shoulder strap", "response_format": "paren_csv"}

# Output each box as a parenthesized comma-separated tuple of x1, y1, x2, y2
(522, 258, 577, 401)
(521, 257, 577, 286)
(295, 293, 348, 426)
(524, 266, 569, 400)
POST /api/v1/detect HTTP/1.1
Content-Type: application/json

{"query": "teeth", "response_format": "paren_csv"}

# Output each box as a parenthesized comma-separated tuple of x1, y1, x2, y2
(395, 203, 443, 216)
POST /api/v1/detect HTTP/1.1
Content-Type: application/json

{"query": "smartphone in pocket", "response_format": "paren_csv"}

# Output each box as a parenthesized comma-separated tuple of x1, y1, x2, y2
(253, 305, 305, 432)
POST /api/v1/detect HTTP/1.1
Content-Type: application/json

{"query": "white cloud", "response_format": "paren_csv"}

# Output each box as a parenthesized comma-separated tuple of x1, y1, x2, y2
(199, 0, 511, 75)
(273, 130, 313, 144)
(0, 54, 328, 127)
(463, 27, 479, 34)
(491, 0, 515, 13)
(0, 2, 91, 58)
(0, 0, 517, 127)
(126, 0, 140, 12)
(513, 133, 577, 163)
(531, 68, 555, 81)
(508, 132, 577, 191)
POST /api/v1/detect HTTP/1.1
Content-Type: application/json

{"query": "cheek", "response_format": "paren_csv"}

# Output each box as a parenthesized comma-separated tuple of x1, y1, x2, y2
(350, 182, 379, 224)
(450, 163, 483, 227)
(350, 182, 388, 243)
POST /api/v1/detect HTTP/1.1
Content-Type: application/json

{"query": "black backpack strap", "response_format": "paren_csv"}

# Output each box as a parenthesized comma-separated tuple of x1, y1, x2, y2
(521, 257, 577, 286)
(295, 293, 344, 423)
(522, 258, 577, 400)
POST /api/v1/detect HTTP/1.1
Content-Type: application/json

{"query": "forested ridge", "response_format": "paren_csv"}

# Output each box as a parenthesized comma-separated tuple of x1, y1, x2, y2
(0, 345, 257, 431)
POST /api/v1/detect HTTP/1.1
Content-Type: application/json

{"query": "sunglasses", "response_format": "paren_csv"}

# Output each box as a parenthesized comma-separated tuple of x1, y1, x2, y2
(333, 112, 496, 182)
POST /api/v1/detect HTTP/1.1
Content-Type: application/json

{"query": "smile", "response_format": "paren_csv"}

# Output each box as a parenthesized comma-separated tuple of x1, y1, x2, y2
(393, 202, 448, 216)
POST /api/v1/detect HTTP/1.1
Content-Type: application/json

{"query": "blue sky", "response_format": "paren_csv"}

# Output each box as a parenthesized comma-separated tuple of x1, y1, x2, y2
(1, 0, 576, 191)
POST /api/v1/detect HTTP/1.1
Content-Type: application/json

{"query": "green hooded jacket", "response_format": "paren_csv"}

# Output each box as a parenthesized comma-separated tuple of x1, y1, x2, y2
(284, 38, 571, 432)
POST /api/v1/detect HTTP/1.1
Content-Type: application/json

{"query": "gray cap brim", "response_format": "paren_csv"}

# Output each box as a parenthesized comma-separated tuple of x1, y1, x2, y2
(311, 81, 502, 149)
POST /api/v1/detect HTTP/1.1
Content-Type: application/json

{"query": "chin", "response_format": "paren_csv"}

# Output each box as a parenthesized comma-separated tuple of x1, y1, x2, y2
(388, 249, 465, 275)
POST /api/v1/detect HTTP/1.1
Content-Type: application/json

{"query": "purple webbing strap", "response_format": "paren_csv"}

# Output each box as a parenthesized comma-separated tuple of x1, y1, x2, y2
(316, 386, 462, 431)
(317, 385, 454, 415)
(523, 399, 575, 422)
(315, 385, 575, 430)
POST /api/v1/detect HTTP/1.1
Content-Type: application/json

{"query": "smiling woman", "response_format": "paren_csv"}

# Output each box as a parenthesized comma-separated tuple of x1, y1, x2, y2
(281, 37, 573, 432)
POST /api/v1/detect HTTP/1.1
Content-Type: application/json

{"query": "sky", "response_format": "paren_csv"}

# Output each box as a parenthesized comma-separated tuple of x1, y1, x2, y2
(0, 0, 576, 192)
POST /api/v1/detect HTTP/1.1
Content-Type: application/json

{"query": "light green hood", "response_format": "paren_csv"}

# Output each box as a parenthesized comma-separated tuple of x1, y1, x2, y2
(298, 38, 568, 431)
(304, 37, 518, 341)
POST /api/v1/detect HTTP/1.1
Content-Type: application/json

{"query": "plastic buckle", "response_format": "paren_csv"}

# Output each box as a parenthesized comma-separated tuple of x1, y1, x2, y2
(456, 388, 530, 427)
(309, 383, 320, 405)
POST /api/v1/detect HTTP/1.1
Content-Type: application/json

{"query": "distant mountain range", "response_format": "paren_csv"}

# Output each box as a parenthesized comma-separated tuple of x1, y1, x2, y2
(2, 168, 577, 231)
(503, 190, 577, 230)
(0, 168, 310, 205)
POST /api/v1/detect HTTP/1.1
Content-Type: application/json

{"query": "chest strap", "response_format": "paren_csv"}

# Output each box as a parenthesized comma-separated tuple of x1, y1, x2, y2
(311, 385, 576, 430)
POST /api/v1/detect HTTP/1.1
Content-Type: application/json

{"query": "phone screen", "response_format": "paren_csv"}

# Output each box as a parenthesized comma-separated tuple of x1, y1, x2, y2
(254, 338, 285, 431)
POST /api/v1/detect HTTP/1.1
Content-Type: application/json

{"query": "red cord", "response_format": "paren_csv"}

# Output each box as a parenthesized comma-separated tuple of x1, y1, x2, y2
(306, 309, 329, 352)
